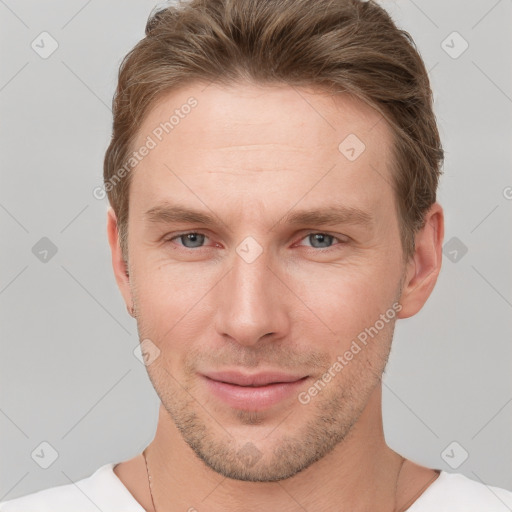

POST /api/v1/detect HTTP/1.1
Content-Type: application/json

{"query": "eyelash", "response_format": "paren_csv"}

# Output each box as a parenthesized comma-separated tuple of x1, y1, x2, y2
(164, 231, 348, 251)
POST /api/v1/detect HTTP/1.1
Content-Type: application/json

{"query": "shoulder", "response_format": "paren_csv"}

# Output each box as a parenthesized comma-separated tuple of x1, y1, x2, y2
(408, 470, 512, 511)
(0, 463, 143, 512)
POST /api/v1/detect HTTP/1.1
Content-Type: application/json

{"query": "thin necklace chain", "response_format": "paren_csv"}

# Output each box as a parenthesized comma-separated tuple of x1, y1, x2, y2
(143, 447, 406, 512)
(143, 447, 157, 512)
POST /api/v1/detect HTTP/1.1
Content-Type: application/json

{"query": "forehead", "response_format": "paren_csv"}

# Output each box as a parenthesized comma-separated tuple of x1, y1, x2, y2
(129, 81, 395, 218)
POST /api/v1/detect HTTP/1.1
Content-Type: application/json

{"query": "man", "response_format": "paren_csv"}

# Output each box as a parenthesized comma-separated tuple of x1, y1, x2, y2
(2, 0, 511, 510)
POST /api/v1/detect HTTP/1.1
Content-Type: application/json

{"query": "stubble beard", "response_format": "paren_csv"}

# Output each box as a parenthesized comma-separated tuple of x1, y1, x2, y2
(143, 332, 393, 482)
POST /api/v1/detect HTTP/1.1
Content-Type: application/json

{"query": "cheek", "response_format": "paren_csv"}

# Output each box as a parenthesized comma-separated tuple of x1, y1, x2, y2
(286, 258, 402, 341)
(130, 258, 222, 340)
(133, 252, 216, 304)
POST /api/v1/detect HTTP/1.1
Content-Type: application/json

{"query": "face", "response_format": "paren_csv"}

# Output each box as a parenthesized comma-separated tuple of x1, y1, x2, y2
(108, 81, 438, 482)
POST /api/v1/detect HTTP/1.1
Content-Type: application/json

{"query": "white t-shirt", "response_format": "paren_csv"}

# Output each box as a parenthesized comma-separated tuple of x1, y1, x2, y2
(1, 462, 511, 511)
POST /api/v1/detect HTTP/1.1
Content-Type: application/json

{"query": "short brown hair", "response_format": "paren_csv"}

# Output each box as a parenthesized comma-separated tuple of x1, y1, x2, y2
(104, 0, 443, 260)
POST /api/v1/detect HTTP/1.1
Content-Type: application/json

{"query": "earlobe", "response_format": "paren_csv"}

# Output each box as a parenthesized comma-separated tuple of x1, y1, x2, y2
(106, 207, 134, 316)
(397, 203, 444, 319)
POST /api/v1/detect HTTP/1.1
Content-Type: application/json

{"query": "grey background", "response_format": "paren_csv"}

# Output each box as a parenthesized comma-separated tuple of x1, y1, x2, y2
(1, 0, 511, 502)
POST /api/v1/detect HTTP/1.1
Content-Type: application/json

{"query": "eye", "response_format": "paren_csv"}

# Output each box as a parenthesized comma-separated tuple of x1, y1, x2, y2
(168, 232, 208, 249)
(297, 232, 347, 249)
(165, 231, 347, 251)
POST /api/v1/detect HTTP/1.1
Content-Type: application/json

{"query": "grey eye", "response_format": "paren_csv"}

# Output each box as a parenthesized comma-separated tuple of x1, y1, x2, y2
(178, 233, 206, 248)
(307, 233, 335, 248)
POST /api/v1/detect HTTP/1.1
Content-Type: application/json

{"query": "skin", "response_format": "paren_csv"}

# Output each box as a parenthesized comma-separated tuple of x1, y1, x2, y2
(107, 81, 444, 511)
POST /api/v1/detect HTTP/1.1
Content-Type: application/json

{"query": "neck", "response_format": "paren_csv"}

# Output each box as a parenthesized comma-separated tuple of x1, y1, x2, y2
(145, 385, 405, 512)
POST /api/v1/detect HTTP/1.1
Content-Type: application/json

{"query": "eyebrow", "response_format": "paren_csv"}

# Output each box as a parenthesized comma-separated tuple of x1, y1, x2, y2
(277, 206, 373, 228)
(145, 203, 217, 225)
(144, 202, 373, 230)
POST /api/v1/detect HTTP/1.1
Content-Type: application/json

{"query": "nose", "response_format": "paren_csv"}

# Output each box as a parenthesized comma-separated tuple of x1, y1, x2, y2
(214, 246, 290, 347)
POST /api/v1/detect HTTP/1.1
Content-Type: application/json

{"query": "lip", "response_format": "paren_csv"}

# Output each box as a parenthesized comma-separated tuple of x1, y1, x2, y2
(201, 371, 309, 410)
(203, 370, 307, 387)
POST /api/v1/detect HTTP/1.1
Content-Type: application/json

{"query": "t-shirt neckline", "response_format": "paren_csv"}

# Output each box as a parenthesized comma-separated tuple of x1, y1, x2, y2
(104, 462, 448, 511)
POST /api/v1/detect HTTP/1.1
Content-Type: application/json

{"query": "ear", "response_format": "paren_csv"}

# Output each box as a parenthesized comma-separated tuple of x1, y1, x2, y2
(106, 207, 134, 317)
(397, 203, 444, 319)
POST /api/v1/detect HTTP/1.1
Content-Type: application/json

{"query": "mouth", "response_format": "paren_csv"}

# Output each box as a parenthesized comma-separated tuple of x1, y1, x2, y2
(201, 371, 309, 410)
